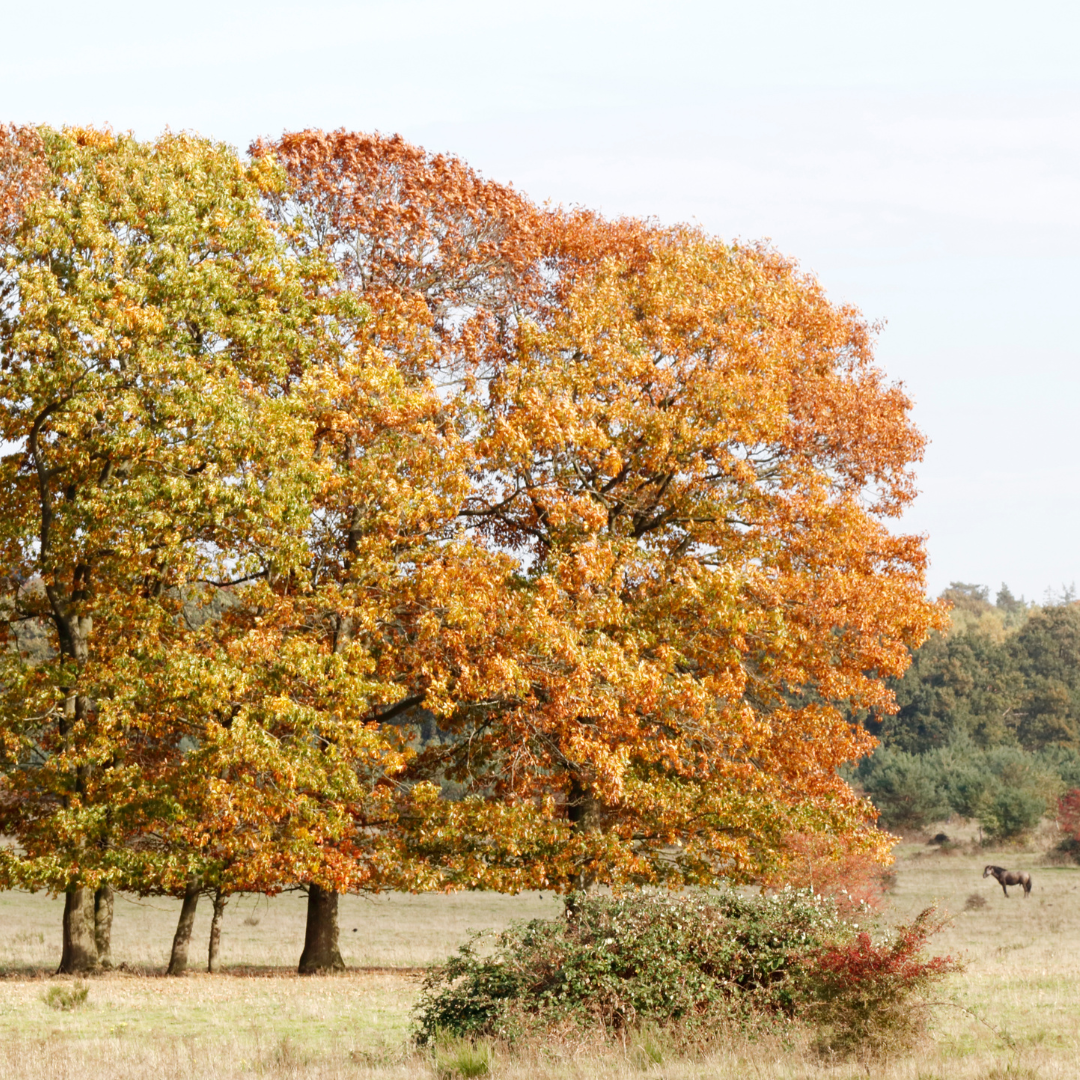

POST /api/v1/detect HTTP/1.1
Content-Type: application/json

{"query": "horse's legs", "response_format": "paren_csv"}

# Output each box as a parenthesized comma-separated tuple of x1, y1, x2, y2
(1001, 882, 1009, 897)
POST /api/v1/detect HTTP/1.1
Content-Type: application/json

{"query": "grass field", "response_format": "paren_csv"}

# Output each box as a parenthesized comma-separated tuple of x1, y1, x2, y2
(2, 843, 1079, 1079)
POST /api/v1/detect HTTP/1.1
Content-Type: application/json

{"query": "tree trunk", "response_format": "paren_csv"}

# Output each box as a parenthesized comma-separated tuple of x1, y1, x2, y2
(567, 775, 603, 895)
(207, 888, 227, 974)
(93, 885, 114, 969)
(167, 880, 201, 976)
(59, 885, 99, 974)
(298, 884, 345, 974)
(333, 614, 355, 654)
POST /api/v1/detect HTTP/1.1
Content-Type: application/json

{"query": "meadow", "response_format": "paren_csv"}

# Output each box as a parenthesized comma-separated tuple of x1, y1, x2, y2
(2, 843, 1079, 1079)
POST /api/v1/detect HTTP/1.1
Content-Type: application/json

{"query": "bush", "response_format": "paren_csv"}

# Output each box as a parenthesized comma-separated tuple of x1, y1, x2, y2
(858, 741, 1061, 840)
(1054, 788, 1080, 862)
(1058, 788, 1080, 838)
(938, 755, 991, 821)
(978, 747, 1058, 840)
(979, 786, 1048, 840)
(803, 907, 963, 1059)
(414, 889, 846, 1043)
(42, 981, 89, 1011)
(1037, 747, 1080, 790)
(414, 889, 961, 1060)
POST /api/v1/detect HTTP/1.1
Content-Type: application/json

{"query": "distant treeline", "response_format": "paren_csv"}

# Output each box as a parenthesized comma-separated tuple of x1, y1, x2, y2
(854, 583, 1080, 837)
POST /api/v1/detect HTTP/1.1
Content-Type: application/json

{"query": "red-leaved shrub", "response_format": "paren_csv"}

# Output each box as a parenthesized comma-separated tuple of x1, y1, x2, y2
(1058, 788, 1080, 839)
(1055, 789, 1080, 861)
(800, 906, 963, 1059)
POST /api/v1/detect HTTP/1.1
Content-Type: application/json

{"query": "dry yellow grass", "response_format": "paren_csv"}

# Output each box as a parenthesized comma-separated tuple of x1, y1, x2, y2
(1, 844, 1079, 1079)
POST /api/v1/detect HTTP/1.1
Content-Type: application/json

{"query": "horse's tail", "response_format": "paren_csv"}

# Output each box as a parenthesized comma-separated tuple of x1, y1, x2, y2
(1025, 875, 1033, 896)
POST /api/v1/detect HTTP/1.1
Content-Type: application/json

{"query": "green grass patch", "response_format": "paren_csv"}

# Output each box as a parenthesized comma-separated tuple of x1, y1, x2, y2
(42, 980, 89, 1012)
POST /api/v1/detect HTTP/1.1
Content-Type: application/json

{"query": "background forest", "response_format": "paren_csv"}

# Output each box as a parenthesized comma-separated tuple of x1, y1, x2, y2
(855, 582, 1080, 842)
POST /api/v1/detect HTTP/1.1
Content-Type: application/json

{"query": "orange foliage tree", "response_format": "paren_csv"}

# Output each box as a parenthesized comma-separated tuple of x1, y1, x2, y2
(411, 218, 941, 889)
(260, 131, 943, 898)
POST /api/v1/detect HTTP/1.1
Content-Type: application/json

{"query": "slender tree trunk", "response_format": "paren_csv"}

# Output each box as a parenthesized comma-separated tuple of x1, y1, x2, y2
(52, 601, 99, 976)
(567, 775, 603, 896)
(93, 885, 114, 969)
(167, 880, 201, 976)
(298, 884, 345, 974)
(59, 885, 99, 974)
(207, 888, 227, 973)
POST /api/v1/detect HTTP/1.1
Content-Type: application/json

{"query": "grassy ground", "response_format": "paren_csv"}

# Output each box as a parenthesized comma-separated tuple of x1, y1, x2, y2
(1, 844, 1079, 1079)
(0, 888, 564, 973)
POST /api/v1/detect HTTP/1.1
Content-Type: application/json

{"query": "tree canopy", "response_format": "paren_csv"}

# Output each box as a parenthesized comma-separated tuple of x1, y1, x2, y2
(874, 589, 1080, 755)
(2, 124, 942, 971)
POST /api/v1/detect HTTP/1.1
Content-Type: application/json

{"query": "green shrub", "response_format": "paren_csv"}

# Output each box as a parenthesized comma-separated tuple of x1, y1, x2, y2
(414, 889, 960, 1059)
(980, 786, 1048, 840)
(938, 756, 991, 821)
(978, 746, 1058, 839)
(855, 748, 949, 830)
(858, 741, 1061, 839)
(414, 889, 846, 1043)
(42, 981, 89, 1011)
(1037, 746, 1080, 790)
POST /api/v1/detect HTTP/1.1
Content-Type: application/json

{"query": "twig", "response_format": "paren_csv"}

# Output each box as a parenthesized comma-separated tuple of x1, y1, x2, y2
(931, 998, 1016, 1049)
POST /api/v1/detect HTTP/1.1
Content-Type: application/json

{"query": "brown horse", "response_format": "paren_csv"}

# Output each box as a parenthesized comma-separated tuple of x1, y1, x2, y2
(983, 864, 1032, 898)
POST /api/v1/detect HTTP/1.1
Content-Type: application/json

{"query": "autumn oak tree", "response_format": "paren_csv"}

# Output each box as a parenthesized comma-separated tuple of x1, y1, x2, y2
(261, 131, 943, 895)
(399, 219, 943, 889)
(2, 124, 942, 973)
(0, 126, 334, 971)
(248, 130, 547, 960)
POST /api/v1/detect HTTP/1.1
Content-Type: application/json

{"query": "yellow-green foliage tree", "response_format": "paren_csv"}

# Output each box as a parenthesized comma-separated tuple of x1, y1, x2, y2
(251, 130, 544, 964)
(2, 124, 944, 974)
(0, 126, 336, 971)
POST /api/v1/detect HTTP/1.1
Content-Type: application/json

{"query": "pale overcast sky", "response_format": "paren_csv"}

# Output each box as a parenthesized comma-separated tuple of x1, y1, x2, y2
(4, 0, 1078, 601)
